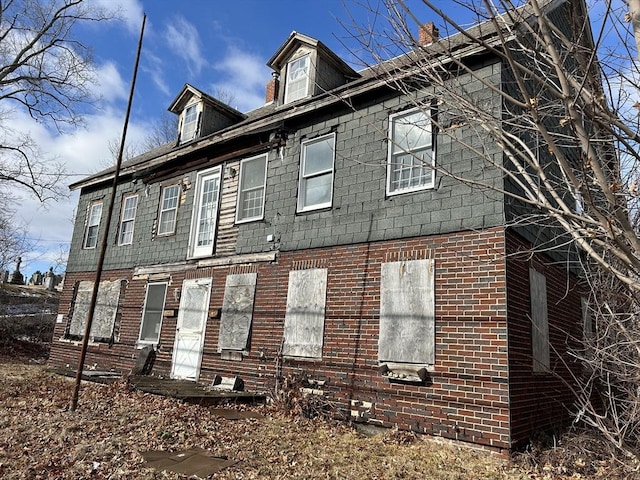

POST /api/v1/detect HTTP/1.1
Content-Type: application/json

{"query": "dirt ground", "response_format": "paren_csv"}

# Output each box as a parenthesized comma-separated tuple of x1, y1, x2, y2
(1, 356, 636, 479)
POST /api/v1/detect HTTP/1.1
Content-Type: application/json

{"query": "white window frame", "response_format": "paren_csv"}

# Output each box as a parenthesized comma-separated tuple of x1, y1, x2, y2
(157, 184, 180, 236)
(284, 54, 310, 104)
(386, 107, 435, 196)
(118, 194, 138, 246)
(138, 282, 168, 344)
(189, 166, 222, 258)
(297, 133, 336, 213)
(180, 103, 199, 143)
(83, 202, 103, 249)
(235, 154, 268, 223)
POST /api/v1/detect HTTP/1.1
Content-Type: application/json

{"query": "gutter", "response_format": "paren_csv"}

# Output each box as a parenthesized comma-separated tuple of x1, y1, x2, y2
(70, 6, 534, 192)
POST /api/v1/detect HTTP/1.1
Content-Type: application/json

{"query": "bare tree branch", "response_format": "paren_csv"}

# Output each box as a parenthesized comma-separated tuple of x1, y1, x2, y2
(344, 0, 640, 462)
(0, 0, 113, 202)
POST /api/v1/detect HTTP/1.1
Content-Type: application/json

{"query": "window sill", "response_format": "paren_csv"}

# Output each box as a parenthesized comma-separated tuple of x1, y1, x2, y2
(235, 215, 265, 225)
(283, 355, 323, 362)
(386, 184, 435, 197)
(295, 205, 332, 215)
(220, 350, 245, 361)
(58, 336, 109, 347)
(379, 362, 433, 384)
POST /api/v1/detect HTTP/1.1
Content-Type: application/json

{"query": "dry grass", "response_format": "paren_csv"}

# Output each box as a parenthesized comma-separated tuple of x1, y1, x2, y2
(0, 360, 527, 480)
(0, 354, 636, 479)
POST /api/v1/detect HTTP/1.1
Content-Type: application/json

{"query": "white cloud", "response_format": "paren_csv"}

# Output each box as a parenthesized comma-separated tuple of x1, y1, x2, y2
(212, 48, 271, 112)
(8, 105, 150, 276)
(93, 0, 145, 34)
(93, 61, 128, 104)
(142, 51, 171, 97)
(165, 16, 206, 76)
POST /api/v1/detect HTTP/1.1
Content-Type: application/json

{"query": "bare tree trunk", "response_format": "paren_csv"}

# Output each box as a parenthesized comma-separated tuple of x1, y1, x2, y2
(628, 0, 640, 61)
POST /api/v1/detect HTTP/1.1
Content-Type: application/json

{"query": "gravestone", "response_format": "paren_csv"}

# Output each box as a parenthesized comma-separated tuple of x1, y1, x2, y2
(43, 267, 55, 291)
(0, 270, 8, 283)
(29, 271, 43, 286)
(9, 257, 24, 285)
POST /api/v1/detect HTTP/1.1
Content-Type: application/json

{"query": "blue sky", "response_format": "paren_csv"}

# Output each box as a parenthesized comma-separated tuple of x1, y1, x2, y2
(15, 0, 384, 278)
(11, 0, 617, 279)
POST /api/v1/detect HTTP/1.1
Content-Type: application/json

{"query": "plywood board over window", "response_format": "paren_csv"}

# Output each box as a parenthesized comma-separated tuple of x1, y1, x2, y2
(218, 273, 257, 352)
(529, 268, 550, 372)
(379, 259, 435, 367)
(68, 280, 124, 340)
(283, 268, 328, 359)
(581, 296, 592, 337)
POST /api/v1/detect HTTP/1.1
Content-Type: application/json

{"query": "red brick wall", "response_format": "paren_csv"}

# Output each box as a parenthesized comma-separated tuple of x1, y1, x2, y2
(505, 229, 584, 448)
(50, 269, 135, 373)
(50, 228, 512, 450)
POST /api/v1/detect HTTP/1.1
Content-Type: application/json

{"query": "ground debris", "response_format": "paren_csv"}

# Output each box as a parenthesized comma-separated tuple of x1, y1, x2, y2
(0, 359, 632, 479)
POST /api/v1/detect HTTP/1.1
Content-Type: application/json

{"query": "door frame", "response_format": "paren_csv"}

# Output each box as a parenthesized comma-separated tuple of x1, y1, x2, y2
(170, 277, 212, 380)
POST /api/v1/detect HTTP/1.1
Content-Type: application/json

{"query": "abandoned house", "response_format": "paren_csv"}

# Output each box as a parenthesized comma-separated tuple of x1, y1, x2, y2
(49, 0, 594, 453)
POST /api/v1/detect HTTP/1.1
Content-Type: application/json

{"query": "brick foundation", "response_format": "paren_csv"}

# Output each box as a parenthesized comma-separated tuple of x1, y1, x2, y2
(50, 227, 582, 451)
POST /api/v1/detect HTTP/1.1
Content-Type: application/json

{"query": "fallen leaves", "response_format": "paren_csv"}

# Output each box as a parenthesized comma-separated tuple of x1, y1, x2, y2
(0, 359, 633, 479)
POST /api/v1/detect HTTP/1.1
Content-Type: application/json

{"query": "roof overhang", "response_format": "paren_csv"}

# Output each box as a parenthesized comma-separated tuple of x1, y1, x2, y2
(71, 0, 577, 192)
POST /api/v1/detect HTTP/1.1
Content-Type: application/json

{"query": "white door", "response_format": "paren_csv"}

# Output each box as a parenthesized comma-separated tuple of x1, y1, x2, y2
(171, 278, 212, 380)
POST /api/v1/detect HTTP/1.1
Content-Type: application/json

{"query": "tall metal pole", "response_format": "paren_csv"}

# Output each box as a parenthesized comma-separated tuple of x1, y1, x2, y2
(70, 14, 147, 412)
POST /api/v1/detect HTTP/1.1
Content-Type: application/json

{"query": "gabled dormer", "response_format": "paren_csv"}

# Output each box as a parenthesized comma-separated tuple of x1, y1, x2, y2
(169, 84, 246, 144)
(266, 32, 359, 106)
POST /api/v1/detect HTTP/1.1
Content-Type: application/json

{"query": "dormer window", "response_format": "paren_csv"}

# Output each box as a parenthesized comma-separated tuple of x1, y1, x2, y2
(181, 103, 199, 143)
(170, 84, 245, 143)
(284, 54, 310, 103)
(266, 33, 359, 107)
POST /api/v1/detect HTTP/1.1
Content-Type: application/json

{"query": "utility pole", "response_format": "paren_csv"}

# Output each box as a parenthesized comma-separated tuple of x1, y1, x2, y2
(70, 14, 147, 412)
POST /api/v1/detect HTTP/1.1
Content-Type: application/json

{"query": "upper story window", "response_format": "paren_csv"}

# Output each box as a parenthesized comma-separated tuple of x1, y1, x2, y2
(189, 167, 222, 258)
(157, 184, 180, 236)
(83, 202, 103, 249)
(387, 108, 435, 195)
(181, 103, 199, 143)
(284, 54, 310, 104)
(118, 194, 138, 246)
(297, 133, 335, 212)
(236, 154, 268, 223)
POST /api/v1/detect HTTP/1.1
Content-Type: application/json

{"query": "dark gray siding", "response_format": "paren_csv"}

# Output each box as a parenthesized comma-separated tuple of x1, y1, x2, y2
(237, 62, 506, 253)
(67, 62, 506, 272)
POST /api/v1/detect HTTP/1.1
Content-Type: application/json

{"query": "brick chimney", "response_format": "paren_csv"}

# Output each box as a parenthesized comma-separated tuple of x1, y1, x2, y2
(418, 22, 439, 46)
(266, 72, 280, 103)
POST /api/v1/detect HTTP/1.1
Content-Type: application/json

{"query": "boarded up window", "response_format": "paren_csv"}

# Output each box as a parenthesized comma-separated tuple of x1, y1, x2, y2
(581, 296, 592, 337)
(283, 269, 327, 358)
(218, 273, 257, 352)
(379, 259, 435, 365)
(529, 269, 550, 372)
(68, 280, 123, 340)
